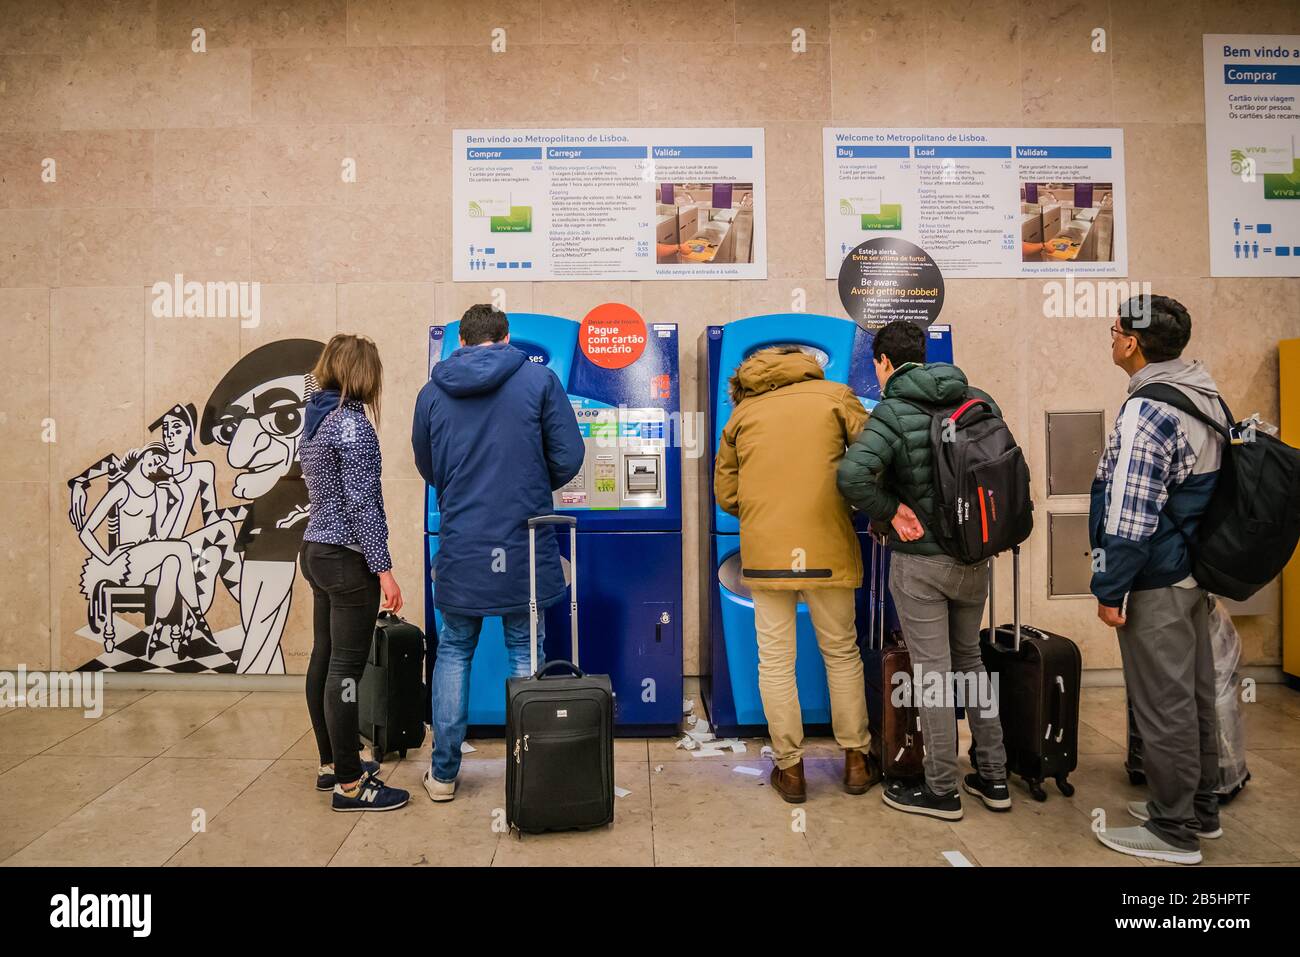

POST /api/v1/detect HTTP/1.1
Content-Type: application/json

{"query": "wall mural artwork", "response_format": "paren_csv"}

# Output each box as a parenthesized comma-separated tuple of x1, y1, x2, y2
(68, 339, 325, 675)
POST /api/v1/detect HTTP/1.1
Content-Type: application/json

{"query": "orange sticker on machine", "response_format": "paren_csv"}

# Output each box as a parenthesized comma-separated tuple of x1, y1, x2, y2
(580, 303, 647, 370)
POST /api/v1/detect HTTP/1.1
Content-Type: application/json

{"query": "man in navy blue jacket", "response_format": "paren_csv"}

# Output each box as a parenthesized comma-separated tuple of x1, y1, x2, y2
(412, 304, 584, 802)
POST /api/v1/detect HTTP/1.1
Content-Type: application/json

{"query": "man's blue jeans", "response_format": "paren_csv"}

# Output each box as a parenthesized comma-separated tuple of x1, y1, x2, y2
(430, 610, 542, 783)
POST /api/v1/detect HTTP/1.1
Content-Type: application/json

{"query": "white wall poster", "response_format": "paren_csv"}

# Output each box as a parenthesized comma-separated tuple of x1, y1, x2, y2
(1203, 35, 1300, 277)
(452, 128, 767, 281)
(823, 128, 1128, 279)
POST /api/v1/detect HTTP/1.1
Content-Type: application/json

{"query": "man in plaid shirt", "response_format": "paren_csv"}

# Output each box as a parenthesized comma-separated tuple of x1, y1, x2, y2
(1088, 295, 1228, 866)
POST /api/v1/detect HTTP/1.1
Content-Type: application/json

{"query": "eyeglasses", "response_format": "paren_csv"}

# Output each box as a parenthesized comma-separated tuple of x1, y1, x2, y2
(1110, 324, 1135, 341)
(210, 388, 306, 445)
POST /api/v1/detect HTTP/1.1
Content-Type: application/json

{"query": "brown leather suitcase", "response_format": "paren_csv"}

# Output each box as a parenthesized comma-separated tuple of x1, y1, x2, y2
(861, 535, 925, 781)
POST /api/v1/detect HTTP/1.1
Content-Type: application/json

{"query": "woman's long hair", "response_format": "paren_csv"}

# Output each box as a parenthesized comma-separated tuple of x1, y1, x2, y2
(311, 334, 384, 424)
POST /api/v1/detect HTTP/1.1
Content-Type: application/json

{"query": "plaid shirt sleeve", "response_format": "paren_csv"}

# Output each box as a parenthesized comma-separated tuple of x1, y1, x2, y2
(1096, 399, 1197, 543)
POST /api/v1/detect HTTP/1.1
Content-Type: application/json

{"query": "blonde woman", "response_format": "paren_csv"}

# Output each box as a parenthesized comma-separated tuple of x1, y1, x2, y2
(298, 334, 408, 812)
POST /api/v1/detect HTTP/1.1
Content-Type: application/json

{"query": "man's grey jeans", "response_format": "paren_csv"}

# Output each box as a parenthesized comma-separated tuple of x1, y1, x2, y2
(889, 550, 1007, 795)
(1118, 585, 1220, 851)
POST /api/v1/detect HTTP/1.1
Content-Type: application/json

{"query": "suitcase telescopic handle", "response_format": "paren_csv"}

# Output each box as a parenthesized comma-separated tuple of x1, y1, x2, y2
(527, 514, 579, 675)
(986, 545, 1023, 652)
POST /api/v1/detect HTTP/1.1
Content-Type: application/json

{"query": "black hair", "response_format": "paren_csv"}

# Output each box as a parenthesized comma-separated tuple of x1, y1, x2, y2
(1119, 294, 1191, 363)
(201, 339, 324, 445)
(460, 304, 509, 345)
(871, 320, 926, 368)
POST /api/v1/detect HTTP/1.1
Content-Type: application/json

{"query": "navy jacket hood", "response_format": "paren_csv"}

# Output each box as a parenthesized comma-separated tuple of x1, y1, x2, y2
(304, 389, 341, 441)
(432, 342, 528, 398)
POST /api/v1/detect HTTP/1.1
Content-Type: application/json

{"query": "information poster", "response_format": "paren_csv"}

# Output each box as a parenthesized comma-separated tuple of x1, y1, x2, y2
(453, 128, 766, 281)
(823, 128, 1128, 279)
(1204, 35, 1300, 277)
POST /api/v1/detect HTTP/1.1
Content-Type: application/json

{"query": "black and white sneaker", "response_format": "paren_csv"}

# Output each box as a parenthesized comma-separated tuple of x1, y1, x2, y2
(882, 779, 963, 820)
(963, 772, 1012, 811)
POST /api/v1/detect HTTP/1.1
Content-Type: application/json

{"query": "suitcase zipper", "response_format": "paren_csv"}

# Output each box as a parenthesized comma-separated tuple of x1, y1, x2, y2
(513, 734, 531, 765)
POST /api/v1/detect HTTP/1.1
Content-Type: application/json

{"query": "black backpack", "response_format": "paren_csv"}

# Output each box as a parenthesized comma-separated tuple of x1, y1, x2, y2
(926, 395, 1034, 563)
(1130, 384, 1300, 601)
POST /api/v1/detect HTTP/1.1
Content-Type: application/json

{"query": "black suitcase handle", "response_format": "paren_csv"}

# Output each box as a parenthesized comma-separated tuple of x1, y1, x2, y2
(535, 659, 586, 680)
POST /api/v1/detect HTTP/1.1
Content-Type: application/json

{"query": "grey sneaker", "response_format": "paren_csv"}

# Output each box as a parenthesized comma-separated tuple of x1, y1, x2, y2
(1127, 801, 1223, 839)
(1096, 824, 1202, 865)
(422, 770, 456, 803)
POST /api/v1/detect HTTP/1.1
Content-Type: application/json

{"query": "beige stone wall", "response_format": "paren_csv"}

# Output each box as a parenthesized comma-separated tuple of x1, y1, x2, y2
(2, 0, 1297, 676)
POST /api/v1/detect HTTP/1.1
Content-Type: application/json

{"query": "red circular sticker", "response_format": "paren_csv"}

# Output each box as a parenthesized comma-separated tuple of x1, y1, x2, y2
(579, 303, 647, 370)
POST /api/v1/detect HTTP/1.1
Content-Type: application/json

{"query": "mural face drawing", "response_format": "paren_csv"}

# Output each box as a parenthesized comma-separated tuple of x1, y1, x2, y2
(70, 339, 325, 675)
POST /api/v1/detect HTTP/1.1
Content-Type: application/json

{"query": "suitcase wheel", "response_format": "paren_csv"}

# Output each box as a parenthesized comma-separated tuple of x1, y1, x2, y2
(1126, 769, 1145, 787)
(1026, 779, 1047, 802)
(1055, 775, 1075, 798)
(399, 749, 408, 759)
(371, 746, 382, 764)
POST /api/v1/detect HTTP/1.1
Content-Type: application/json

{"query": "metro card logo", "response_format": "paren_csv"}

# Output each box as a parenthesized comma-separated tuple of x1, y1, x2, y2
(468, 198, 510, 217)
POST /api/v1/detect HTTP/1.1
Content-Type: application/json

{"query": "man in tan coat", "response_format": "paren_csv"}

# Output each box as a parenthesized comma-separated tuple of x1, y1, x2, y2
(714, 346, 878, 803)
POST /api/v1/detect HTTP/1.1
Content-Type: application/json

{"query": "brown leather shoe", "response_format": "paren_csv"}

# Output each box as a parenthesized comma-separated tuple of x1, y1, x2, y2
(770, 760, 807, 804)
(844, 749, 882, 795)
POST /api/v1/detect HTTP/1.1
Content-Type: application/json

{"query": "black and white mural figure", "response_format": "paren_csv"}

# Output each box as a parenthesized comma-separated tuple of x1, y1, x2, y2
(69, 339, 325, 675)
(200, 339, 323, 674)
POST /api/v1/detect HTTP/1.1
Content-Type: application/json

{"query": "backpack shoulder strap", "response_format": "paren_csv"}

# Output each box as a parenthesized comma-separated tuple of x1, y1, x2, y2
(1128, 383, 1234, 441)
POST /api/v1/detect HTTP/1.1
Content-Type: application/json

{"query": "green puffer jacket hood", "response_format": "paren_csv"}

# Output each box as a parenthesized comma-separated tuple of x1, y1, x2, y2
(836, 362, 997, 556)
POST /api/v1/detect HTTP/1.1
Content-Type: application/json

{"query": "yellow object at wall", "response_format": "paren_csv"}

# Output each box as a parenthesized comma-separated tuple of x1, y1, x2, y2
(1283, 339, 1300, 683)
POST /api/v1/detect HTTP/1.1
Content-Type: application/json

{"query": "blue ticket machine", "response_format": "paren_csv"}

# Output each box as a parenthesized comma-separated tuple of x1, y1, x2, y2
(425, 313, 683, 735)
(699, 314, 953, 736)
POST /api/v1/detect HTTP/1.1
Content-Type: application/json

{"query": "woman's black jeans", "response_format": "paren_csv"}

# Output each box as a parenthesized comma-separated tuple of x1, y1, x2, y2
(300, 542, 380, 786)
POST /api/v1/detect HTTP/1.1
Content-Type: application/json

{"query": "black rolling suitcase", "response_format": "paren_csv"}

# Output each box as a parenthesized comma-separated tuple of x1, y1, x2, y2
(505, 515, 615, 833)
(974, 545, 1081, 801)
(861, 535, 926, 781)
(359, 611, 427, 762)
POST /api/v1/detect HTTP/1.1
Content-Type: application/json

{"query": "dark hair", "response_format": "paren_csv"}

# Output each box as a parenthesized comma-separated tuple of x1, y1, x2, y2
(460, 304, 509, 345)
(1119, 294, 1191, 363)
(871, 320, 926, 368)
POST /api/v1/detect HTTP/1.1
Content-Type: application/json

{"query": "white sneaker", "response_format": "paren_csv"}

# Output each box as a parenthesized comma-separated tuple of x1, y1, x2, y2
(422, 770, 456, 803)
(1096, 824, 1202, 865)
(1127, 801, 1223, 839)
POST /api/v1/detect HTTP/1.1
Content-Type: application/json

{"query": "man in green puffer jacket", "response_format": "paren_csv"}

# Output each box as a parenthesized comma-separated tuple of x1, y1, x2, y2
(836, 320, 1010, 822)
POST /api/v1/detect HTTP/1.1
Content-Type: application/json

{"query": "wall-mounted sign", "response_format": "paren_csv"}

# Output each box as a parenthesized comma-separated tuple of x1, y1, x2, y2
(837, 238, 944, 331)
(823, 127, 1128, 278)
(453, 128, 767, 281)
(1203, 34, 1300, 277)
(580, 303, 647, 370)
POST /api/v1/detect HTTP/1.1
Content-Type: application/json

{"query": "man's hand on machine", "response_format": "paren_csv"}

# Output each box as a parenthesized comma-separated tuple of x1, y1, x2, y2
(890, 504, 925, 542)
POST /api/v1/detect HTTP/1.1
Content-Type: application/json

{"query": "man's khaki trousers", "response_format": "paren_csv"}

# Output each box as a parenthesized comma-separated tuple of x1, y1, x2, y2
(751, 587, 872, 769)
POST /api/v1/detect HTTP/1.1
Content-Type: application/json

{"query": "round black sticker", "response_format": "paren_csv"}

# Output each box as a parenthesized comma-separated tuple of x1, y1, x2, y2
(837, 238, 944, 332)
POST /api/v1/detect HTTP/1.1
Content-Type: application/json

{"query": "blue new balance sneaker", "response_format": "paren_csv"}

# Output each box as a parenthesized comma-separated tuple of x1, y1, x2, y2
(331, 772, 409, 813)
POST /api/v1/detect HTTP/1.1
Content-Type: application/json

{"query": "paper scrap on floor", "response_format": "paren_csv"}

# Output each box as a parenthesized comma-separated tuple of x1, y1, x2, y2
(460, 741, 476, 754)
(733, 765, 763, 777)
(614, 786, 631, 798)
(689, 738, 747, 757)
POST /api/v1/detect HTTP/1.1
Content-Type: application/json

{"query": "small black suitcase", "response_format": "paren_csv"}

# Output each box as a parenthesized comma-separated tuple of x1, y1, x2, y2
(359, 611, 427, 763)
(861, 535, 925, 781)
(973, 545, 1081, 801)
(505, 515, 615, 833)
